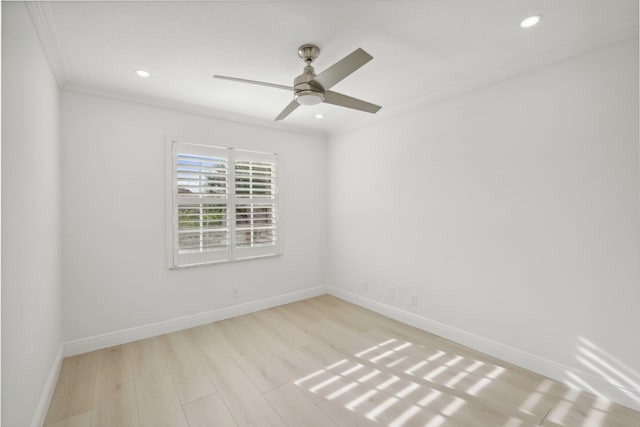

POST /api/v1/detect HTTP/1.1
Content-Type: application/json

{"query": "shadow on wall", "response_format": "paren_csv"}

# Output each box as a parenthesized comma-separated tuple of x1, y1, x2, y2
(293, 335, 640, 426)
(564, 337, 640, 409)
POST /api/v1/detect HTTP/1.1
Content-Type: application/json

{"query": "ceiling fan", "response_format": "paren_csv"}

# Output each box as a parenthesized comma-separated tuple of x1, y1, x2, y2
(213, 44, 381, 121)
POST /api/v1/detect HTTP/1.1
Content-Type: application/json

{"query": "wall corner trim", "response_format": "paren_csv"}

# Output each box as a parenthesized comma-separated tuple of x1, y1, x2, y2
(25, 1, 69, 86)
(31, 344, 64, 427)
(327, 286, 640, 412)
(63, 285, 328, 357)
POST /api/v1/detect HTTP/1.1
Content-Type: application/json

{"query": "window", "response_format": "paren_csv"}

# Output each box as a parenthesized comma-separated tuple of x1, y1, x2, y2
(168, 140, 278, 267)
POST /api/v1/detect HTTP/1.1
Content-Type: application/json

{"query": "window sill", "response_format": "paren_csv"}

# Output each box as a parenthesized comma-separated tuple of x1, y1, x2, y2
(168, 252, 282, 270)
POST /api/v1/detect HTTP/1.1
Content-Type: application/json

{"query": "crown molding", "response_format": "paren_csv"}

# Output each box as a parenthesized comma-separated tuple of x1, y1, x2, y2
(63, 82, 327, 139)
(26, 1, 69, 86)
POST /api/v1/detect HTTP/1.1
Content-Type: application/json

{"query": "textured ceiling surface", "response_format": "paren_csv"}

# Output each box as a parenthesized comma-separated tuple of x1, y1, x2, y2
(41, 0, 638, 135)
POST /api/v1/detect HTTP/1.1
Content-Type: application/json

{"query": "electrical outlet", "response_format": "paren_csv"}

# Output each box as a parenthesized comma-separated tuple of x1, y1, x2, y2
(362, 281, 369, 291)
(232, 288, 239, 299)
(388, 287, 396, 299)
(410, 294, 418, 306)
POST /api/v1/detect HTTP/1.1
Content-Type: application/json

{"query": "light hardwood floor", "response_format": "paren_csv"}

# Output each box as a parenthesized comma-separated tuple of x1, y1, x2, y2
(45, 295, 640, 427)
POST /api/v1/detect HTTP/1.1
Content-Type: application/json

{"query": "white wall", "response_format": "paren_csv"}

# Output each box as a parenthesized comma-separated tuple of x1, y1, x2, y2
(327, 39, 640, 408)
(61, 92, 326, 342)
(1, 3, 64, 426)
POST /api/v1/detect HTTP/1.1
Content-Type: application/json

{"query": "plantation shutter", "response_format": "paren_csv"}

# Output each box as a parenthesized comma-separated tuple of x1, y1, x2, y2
(233, 150, 279, 259)
(173, 142, 230, 266)
(169, 141, 279, 267)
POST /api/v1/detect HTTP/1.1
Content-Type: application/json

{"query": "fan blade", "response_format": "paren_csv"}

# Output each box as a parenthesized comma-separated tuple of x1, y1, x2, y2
(275, 99, 300, 121)
(213, 75, 293, 91)
(324, 91, 381, 114)
(311, 48, 373, 90)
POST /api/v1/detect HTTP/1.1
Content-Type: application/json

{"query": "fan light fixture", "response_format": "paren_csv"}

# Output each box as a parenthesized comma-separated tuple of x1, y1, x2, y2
(295, 90, 324, 105)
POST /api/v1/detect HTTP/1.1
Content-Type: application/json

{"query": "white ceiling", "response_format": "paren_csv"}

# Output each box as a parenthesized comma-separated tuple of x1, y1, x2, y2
(33, 0, 638, 135)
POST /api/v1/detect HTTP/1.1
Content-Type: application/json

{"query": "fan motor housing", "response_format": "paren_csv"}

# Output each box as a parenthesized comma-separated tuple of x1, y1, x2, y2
(293, 63, 324, 104)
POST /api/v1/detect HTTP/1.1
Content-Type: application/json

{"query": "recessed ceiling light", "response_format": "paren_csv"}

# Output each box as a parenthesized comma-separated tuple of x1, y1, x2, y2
(315, 113, 324, 119)
(520, 15, 542, 28)
(136, 69, 151, 78)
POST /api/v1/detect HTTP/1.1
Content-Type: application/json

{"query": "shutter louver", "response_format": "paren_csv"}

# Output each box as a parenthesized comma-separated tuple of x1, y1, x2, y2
(173, 144, 231, 265)
(176, 153, 227, 198)
(234, 157, 278, 258)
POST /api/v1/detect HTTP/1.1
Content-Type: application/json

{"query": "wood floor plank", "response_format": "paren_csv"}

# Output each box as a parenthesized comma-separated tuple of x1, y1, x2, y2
(265, 383, 337, 427)
(305, 296, 377, 333)
(44, 352, 98, 425)
(274, 302, 376, 358)
(91, 345, 139, 427)
(278, 299, 327, 323)
(161, 330, 216, 404)
(216, 317, 292, 392)
(182, 393, 238, 427)
(251, 308, 311, 349)
(127, 336, 169, 379)
(134, 370, 188, 427)
(191, 323, 287, 427)
(45, 411, 92, 427)
(228, 312, 325, 384)
(233, 313, 300, 359)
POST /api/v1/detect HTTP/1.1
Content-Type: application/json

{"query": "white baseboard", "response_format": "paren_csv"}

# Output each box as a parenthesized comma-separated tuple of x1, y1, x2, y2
(31, 344, 64, 427)
(327, 286, 640, 412)
(63, 285, 328, 357)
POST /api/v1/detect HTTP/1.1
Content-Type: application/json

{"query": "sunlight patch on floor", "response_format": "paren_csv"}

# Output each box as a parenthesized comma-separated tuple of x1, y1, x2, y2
(293, 337, 519, 426)
(345, 388, 378, 411)
(376, 375, 400, 390)
(326, 382, 359, 400)
(441, 397, 465, 416)
(357, 369, 381, 383)
(417, 389, 442, 407)
(424, 414, 446, 427)
(466, 377, 492, 396)
(293, 368, 326, 386)
(444, 370, 468, 388)
(405, 359, 428, 375)
(396, 382, 420, 398)
(424, 365, 448, 381)
(327, 359, 349, 369)
(387, 355, 409, 368)
(388, 405, 422, 427)
(340, 363, 364, 376)
(309, 375, 341, 393)
(583, 408, 607, 427)
(518, 379, 554, 415)
(365, 396, 399, 420)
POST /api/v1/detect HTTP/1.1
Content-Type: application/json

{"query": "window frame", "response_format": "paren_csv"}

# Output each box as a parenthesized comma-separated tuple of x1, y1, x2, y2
(166, 137, 280, 268)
